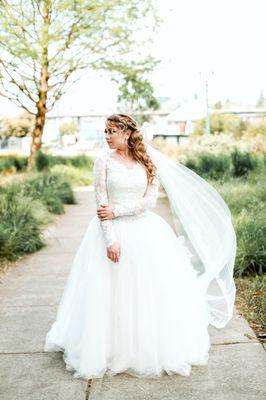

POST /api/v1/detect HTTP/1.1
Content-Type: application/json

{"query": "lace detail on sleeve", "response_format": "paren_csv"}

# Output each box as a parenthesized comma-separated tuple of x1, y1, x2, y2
(112, 173, 159, 217)
(93, 155, 118, 247)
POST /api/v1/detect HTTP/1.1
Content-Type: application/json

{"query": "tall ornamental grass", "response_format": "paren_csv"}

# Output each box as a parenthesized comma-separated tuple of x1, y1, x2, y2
(0, 150, 94, 174)
(0, 171, 76, 261)
(210, 167, 265, 277)
(183, 149, 259, 180)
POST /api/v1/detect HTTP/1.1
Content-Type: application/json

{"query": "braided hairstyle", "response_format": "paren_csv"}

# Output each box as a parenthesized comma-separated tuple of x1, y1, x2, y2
(105, 113, 157, 184)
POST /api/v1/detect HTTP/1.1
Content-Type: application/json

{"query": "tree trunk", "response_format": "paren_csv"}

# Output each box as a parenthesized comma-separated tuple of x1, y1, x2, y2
(27, 100, 47, 170)
(27, 0, 51, 171)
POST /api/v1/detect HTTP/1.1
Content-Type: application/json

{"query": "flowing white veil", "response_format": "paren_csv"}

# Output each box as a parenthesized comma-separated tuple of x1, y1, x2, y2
(144, 139, 237, 329)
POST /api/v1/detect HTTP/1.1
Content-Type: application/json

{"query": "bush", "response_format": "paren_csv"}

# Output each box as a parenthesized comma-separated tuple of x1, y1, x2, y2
(216, 171, 266, 276)
(184, 152, 231, 180)
(50, 164, 93, 186)
(47, 154, 94, 169)
(0, 171, 76, 261)
(0, 187, 44, 260)
(34, 151, 94, 172)
(198, 153, 231, 180)
(22, 172, 76, 214)
(192, 113, 245, 137)
(234, 209, 265, 276)
(35, 150, 50, 171)
(183, 149, 261, 180)
(0, 155, 28, 173)
(243, 120, 266, 138)
(0, 153, 94, 174)
(231, 149, 258, 178)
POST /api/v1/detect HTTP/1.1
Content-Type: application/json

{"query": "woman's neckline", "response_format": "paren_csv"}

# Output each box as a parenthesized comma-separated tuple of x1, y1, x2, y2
(109, 151, 139, 171)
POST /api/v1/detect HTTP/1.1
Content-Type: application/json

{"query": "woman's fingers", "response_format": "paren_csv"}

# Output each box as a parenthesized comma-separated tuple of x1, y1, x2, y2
(97, 210, 106, 217)
(97, 210, 109, 219)
(97, 208, 105, 214)
(113, 250, 118, 262)
(107, 249, 120, 263)
(106, 243, 120, 263)
(116, 249, 120, 262)
(97, 205, 108, 213)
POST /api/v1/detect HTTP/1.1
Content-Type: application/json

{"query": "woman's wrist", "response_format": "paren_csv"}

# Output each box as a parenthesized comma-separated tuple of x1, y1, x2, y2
(111, 205, 118, 218)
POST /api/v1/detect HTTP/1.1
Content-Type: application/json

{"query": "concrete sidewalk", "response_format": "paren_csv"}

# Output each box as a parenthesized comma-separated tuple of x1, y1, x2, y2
(0, 188, 265, 400)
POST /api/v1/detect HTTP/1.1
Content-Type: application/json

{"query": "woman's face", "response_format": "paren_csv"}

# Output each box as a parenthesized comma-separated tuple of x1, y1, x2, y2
(104, 122, 128, 149)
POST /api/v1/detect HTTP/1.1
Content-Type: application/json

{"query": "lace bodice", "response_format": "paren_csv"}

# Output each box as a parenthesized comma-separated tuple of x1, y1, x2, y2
(93, 151, 159, 247)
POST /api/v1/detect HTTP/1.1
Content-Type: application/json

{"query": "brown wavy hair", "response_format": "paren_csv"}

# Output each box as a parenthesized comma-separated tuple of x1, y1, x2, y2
(105, 114, 157, 184)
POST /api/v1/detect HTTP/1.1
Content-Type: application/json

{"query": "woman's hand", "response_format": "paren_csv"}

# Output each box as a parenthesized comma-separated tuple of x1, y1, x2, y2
(97, 204, 120, 262)
(97, 204, 115, 220)
(107, 242, 120, 263)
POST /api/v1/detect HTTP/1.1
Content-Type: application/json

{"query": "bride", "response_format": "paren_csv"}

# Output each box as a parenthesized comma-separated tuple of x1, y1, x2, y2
(44, 113, 237, 379)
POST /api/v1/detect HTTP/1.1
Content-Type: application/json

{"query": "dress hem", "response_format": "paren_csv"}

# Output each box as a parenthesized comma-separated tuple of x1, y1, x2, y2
(44, 341, 211, 381)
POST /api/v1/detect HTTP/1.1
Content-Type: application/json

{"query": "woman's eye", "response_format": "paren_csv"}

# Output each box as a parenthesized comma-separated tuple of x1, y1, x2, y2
(105, 128, 116, 135)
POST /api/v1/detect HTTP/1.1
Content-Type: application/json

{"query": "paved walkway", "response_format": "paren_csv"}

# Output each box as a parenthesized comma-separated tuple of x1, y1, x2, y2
(0, 188, 265, 400)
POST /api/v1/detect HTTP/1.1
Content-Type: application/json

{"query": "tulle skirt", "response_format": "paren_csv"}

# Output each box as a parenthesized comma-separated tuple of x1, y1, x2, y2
(44, 211, 211, 379)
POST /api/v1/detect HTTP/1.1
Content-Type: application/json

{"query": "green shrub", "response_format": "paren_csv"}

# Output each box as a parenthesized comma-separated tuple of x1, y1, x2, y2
(214, 170, 266, 276)
(0, 187, 44, 260)
(0, 153, 94, 174)
(217, 179, 265, 215)
(192, 113, 245, 137)
(0, 155, 28, 173)
(184, 152, 231, 180)
(198, 153, 231, 180)
(243, 120, 266, 137)
(0, 171, 76, 261)
(22, 172, 76, 214)
(50, 164, 93, 186)
(231, 149, 257, 177)
(47, 154, 94, 169)
(234, 209, 265, 276)
(35, 150, 50, 171)
(183, 158, 198, 172)
(183, 150, 261, 180)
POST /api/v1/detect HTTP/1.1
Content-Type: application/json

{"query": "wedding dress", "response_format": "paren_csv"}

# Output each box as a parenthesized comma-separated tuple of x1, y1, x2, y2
(44, 149, 213, 379)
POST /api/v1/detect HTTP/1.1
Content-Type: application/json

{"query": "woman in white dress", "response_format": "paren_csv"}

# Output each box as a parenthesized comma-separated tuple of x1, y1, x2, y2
(44, 114, 236, 379)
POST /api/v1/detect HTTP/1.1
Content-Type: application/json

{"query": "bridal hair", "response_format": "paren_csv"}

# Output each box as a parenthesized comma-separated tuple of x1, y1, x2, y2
(106, 113, 157, 184)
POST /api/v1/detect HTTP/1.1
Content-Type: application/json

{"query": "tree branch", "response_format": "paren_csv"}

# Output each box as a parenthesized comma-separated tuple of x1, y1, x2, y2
(0, 61, 38, 104)
(0, 87, 36, 115)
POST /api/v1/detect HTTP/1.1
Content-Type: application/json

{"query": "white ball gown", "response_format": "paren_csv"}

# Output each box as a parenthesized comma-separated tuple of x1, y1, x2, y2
(44, 150, 212, 379)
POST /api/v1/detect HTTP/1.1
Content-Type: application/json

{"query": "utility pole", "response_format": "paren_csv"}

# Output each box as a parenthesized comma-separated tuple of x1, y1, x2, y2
(199, 71, 214, 134)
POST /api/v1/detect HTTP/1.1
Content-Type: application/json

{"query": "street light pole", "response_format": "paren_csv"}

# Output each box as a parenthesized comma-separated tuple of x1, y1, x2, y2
(199, 71, 214, 134)
(205, 78, 211, 134)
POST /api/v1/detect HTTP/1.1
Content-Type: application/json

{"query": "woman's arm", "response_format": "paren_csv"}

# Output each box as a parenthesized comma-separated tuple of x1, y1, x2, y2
(112, 174, 159, 217)
(93, 155, 118, 247)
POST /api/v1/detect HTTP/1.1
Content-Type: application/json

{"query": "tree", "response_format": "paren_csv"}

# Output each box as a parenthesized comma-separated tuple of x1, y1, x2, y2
(214, 101, 222, 110)
(0, 111, 34, 138)
(0, 0, 160, 168)
(192, 112, 245, 137)
(98, 58, 160, 120)
(59, 121, 79, 136)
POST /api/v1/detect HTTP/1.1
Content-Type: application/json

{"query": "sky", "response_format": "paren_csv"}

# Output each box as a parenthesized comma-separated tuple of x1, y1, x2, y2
(1, 0, 265, 116)
(151, 0, 266, 106)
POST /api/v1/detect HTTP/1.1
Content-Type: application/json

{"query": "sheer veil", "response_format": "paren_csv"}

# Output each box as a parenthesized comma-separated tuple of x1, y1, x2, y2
(144, 139, 237, 329)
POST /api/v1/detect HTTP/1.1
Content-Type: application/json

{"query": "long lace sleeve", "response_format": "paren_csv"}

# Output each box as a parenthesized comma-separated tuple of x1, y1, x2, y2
(93, 155, 118, 247)
(112, 174, 159, 217)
